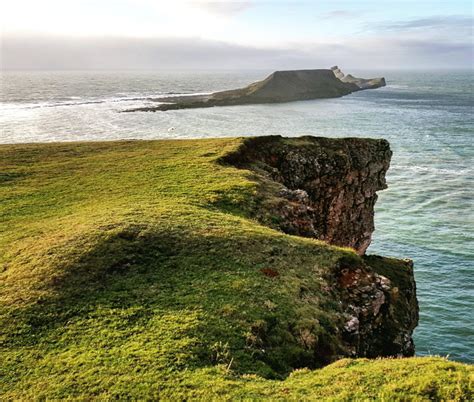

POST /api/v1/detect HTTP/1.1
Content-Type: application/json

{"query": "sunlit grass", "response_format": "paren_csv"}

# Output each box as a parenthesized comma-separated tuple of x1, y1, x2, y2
(1, 138, 471, 399)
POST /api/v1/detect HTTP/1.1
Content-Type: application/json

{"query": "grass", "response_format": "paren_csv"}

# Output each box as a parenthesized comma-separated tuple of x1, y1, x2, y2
(0, 138, 472, 400)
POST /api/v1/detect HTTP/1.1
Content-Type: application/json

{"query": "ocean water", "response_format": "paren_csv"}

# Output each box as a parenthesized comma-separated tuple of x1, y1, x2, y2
(1, 69, 473, 362)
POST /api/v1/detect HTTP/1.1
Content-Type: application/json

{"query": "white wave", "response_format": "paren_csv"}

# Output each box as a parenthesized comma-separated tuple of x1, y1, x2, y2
(385, 84, 409, 89)
(0, 91, 214, 111)
(0, 97, 149, 110)
(151, 92, 212, 99)
(392, 164, 473, 176)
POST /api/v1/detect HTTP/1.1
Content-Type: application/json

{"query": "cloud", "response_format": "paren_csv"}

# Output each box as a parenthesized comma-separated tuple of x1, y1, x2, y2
(370, 15, 473, 35)
(324, 10, 360, 19)
(0, 35, 290, 70)
(1, 34, 472, 71)
(195, 1, 254, 16)
(1, 0, 251, 39)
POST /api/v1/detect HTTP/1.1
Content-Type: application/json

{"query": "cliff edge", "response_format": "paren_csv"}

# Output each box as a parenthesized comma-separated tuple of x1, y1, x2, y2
(221, 136, 417, 357)
(0, 136, 435, 399)
(123, 67, 386, 112)
(221, 136, 391, 255)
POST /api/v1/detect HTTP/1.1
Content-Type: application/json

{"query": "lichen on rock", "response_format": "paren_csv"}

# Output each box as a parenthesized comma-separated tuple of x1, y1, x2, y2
(330, 255, 418, 358)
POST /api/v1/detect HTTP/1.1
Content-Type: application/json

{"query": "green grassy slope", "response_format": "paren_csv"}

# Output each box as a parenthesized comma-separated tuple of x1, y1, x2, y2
(1, 138, 472, 400)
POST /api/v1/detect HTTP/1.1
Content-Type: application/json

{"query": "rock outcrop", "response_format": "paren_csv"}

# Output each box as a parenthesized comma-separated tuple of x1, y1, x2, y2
(123, 67, 386, 112)
(331, 66, 386, 90)
(221, 135, 391, 255)
(328, 255, 418, 358)
(221, 135, 418, 359)
(358, 255, 419, 357)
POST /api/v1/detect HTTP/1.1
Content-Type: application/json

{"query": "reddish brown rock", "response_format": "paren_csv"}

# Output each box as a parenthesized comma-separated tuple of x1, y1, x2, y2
(221, 136, 418, 360)
(222, 135, 392, 255)
(330, 255, 418, 357)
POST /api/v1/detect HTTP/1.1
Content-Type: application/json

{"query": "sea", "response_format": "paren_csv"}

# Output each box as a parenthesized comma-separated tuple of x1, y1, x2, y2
(1, 69, 473, 363)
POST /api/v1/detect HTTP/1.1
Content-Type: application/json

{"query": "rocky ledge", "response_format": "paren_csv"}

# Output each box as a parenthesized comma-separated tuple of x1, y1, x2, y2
(221, 135, 418, 358)
(123, 66, 386, 112)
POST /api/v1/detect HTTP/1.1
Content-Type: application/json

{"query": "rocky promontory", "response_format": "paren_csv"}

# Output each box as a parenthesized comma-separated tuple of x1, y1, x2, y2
(331, 66, 386, 89)
(221, 136, 418, 358)
(221, 136, 391, 255)
(4, 136, 454, 400)
(123, 66, 386, 112)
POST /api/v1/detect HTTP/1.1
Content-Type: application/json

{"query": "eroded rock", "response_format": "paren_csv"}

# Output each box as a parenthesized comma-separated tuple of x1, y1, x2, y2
(221, 135, 418, 360)
(331, 66, 386, 90)
(221, 135, 392, 255)
(330, 256, 418, 357)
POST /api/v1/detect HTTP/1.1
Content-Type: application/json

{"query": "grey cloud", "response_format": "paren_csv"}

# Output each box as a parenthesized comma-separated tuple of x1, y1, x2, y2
(370, 15, 473, 34)
(1, 34, 471, 71)
(1, 35, 292, 70)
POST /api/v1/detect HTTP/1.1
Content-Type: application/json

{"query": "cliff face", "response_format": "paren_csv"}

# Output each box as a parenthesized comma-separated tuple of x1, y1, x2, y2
(221, 136, 418, 359)
(213, 69, 358, 103)
(123, 67, 385, 112)
(222, 136, 391, 255)
(331, 66, 386, 90)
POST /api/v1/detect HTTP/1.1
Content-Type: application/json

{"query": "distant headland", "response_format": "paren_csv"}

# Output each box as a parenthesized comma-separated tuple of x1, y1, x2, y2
(123, 66, 386, 112)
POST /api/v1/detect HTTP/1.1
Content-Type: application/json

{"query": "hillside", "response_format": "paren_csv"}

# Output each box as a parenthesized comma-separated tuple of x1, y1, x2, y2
(0, 137, 471, 399)
(124, 67, 385, 112)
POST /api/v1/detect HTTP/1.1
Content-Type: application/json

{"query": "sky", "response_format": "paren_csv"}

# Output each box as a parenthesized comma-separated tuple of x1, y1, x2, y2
(1, 0, 473, 70)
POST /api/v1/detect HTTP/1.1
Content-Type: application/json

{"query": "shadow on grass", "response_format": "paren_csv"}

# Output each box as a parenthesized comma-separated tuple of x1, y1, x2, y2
(4, 221, 350, 378)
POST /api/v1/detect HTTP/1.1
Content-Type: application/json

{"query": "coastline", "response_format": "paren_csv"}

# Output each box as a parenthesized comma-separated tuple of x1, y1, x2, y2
(1, 136, 471, 399)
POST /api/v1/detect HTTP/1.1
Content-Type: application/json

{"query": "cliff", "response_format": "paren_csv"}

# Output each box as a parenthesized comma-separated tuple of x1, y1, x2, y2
(221, 136, 391, 255)
(221, 136, 418, 357)
(2, 136, 460, 400)
(123, 67, 386, 112)
(331, 66, 386, 89)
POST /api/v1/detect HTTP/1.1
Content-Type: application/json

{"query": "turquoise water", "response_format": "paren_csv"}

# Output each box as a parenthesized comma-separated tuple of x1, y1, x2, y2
(1, 70, 473, 362)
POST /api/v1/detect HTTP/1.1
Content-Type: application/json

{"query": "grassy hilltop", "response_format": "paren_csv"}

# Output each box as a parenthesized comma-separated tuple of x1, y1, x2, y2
(0, 138, 472, 400)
